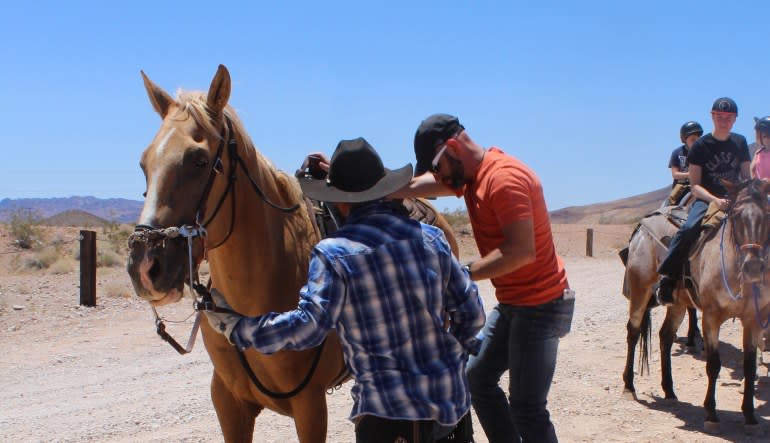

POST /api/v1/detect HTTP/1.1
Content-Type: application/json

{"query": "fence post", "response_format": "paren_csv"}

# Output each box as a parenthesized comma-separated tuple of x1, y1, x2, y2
(80, 230, 96, 306)
(585, 228, 594, 257)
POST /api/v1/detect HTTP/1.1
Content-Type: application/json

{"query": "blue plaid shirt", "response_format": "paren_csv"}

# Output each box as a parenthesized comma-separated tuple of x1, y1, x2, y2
(232, 202, 485, 425)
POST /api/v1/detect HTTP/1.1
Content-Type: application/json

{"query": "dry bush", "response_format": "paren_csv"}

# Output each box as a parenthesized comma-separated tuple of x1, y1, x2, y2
(101, 221, 132, 255)
(22, 245, 61, 270)
(97, 249, 124, 268)
(103, 281, 133, 299)
(48, 258, 76, 275)
(441, 209, 469, 230)
(8, 208, 44, 249)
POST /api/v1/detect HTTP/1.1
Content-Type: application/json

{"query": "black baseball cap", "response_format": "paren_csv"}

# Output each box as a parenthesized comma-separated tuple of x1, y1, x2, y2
(711, 97, 738, 114)
(414, 113, 464, 175)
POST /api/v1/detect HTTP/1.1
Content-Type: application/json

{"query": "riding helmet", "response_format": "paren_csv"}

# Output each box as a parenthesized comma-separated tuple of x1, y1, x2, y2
(754, 116, 770, 136)
(680, 121, 703, 142)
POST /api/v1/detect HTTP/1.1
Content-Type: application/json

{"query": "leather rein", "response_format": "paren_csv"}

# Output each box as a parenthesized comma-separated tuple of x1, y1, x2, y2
(129, 117, 333, 399)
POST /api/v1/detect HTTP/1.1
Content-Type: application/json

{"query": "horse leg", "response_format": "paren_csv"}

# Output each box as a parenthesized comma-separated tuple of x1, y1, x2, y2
(686, 307, 702, 352)
(659, 304, 686, 400)
(623, 317, 641, 399)
(623, 264, 656, 400)
(702, 314, 722, 433)
(290, 388, 328, 443)
(742, 327, 760, 434)
(211, 371, 260, 443)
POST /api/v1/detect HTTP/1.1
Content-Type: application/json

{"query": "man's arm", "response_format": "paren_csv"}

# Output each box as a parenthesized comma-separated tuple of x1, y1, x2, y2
(740, 160, 751, 181)
(230, 251, 343, 353)
(670, 167, 689, 182)
(444, 253, 485, 355)
(389, 173, 456, 199)
(467, 218, 536, 281)
(689, 165, 729, 210)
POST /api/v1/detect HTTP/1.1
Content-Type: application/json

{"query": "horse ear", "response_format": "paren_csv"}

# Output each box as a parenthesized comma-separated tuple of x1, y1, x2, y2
(141, 71, 175, 119)
(207, 64, 231, 116)
(760, 178, 770, 194)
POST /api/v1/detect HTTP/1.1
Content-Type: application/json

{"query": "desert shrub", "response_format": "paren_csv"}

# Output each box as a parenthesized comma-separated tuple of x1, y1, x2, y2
(101, 220, 132, 255)
(441, 209, 469, 229)
(22, 246, 61, 270)
(8, 208, 43, 249)
(103, 281, 133, 299)
(48, 257, 76, 274)
(97, 249, 124, 268)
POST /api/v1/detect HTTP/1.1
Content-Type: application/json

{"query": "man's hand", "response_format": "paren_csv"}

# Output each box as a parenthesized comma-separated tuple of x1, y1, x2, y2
(296, 152, 330, 179)
(202, 288, 242, 345)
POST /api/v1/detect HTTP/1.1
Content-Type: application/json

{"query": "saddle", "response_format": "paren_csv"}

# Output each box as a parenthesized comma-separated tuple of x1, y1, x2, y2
(304, 196, 442, 240)
(618, 206, 688, 266)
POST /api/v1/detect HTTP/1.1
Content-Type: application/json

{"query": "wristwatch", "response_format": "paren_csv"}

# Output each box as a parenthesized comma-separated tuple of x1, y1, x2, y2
(462, 263, 473, 280)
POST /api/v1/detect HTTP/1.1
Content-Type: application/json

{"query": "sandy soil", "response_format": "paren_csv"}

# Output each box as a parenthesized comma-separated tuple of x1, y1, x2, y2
(1, 224, 769, 442)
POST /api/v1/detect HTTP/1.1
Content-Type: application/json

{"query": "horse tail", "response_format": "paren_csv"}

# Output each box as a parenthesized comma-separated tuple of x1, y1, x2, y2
(638, 308, 652, 376)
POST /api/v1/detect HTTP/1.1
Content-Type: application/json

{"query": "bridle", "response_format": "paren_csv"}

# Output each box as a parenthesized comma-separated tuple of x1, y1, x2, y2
(717, 183, 770, 329)
(127, 116, 331, 398)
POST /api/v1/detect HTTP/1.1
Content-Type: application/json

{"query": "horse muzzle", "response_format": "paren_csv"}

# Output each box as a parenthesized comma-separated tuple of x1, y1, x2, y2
(126, 227, 201, 306)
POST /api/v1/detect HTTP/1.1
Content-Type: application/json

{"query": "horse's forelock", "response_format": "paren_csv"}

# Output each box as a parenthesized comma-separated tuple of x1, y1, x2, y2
(173, 89, 305, 206)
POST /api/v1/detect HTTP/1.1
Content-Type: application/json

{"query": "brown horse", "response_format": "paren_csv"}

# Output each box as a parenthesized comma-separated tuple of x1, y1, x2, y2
(623, 179, 770, 434)
(126, 65, 458, 442)
(689, 179, 770, 433)
(621, 206, 698, 400)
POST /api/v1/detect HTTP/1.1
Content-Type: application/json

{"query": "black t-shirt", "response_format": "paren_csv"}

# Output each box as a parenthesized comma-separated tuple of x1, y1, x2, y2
(668, 144, 689, 187)
(687, 133, 750, 198)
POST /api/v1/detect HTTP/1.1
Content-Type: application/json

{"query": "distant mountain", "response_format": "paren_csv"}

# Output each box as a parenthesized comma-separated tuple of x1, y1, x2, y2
(549, 187, 669, 224)
(0, 187, 670, 226)
(42, 209, 111, 227)
(0, 197, 143, 224)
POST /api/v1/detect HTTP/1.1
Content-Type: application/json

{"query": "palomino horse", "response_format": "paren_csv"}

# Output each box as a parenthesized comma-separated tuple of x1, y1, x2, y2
(623, 179, 770, 434)
(126, 65, 459, 442)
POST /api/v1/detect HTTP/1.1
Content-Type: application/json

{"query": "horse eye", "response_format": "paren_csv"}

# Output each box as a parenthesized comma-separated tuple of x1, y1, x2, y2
(142, 191, 147, 198)
(195, 157, 209, 168)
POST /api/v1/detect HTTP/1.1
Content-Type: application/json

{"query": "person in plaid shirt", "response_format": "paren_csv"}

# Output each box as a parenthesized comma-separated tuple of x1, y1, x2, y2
(204, 137, 485, 443)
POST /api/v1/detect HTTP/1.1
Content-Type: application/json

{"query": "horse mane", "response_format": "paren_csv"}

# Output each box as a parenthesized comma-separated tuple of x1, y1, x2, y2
(172, 90, 307, 210)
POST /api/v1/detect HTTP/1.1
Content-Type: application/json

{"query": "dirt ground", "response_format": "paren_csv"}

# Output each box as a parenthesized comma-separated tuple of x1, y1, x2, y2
(1, 223, 770, 442)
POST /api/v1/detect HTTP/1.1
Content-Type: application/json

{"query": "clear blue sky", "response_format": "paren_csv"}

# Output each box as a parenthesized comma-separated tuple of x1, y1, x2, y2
(1, 1, 768, 212)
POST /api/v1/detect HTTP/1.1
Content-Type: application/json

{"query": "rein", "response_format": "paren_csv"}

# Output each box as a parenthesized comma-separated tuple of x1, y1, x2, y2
(131, 116, 329, 398)
(717, 197, 770, 329)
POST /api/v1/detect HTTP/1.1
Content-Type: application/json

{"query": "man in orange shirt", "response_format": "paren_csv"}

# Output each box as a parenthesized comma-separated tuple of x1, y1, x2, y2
(393, 113, 575, 443)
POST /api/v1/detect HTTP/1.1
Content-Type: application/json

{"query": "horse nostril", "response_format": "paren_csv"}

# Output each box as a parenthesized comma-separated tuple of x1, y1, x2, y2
(148, 257, 161, 282)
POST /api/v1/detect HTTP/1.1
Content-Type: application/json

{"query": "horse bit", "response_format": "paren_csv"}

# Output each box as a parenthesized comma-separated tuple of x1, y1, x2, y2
(128, 117, 300, 354)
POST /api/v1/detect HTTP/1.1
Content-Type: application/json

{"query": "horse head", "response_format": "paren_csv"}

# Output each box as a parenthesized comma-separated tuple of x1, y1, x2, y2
(724, 178, 770, 284)
(126, 65, 234, 306)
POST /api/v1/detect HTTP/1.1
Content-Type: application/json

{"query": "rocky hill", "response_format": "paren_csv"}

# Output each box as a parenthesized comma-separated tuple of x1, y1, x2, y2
(0, 197, 142, 224)
(41, 209, 110, 227)
(549, 186, 669, 224)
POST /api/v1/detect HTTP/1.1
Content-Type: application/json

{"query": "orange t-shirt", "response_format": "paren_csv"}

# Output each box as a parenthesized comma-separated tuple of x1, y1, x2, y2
(463, 148, 568, 306)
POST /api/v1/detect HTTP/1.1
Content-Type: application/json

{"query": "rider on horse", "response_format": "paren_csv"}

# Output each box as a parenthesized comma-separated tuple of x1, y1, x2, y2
(656, 97, 751, 305)
(666, 121, 703, 206)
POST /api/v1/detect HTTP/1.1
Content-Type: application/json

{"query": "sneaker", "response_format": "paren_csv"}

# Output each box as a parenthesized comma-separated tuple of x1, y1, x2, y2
(655, 277, 676, 306)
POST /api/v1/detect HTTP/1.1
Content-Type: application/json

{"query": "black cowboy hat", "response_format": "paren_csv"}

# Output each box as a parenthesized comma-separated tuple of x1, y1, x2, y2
(299, 137, 413, 203)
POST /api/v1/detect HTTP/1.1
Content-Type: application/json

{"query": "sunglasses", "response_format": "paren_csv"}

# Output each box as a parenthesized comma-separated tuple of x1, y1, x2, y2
(430, 144, 449, 174)
(429, 130, 463, 174)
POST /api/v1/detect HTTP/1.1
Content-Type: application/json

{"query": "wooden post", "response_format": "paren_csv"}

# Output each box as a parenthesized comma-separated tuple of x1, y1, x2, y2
(80, 230, 96, 306)
(586, 228, 594, 257)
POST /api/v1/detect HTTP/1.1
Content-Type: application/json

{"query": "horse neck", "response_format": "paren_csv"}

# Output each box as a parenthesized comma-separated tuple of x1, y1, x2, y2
(205, 139, 319, 314)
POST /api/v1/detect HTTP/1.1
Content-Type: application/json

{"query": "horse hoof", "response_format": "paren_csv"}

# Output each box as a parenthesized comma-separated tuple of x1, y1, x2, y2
(745, 423, 761, 435)
(621, 389, 637, 401)
(704, 421, 721, 434)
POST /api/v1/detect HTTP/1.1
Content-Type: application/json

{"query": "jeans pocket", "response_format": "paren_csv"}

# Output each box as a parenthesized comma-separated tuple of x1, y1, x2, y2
(550, 298, 575, 338)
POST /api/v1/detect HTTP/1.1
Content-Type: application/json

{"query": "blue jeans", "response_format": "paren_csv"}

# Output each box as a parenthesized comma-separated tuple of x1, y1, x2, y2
(466, 296, 575, 443)
(657, 199, 708, 278)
